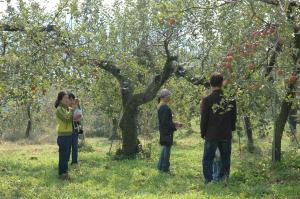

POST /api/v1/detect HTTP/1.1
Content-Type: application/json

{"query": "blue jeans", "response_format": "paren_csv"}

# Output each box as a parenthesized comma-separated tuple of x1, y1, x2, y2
(213, 159, 221, 181)
(288, 116, 297, 135)
(71, 133, 78, 164)
(157, 146, 171, 172)
(57, 135, 72, 175)
(202, 140, 231, 184)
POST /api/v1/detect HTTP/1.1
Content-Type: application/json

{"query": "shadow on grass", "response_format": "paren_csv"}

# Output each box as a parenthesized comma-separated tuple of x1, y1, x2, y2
(0, 139, 299, 198)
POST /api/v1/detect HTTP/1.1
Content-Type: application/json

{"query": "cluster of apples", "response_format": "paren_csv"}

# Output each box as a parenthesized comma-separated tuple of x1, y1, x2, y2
(286, 72, 298, 85)
(219, 25, 299, 90)
(159, 17, 176, 26)
(221, 25, 287, 77)
(277, 69, 297, 84)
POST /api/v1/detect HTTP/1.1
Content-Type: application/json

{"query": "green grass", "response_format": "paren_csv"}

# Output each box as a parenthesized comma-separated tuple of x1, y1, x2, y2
(0, 131, 299, 199)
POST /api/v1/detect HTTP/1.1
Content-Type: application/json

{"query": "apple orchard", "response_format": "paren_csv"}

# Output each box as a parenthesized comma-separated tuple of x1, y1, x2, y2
(0, 0, 300, 161)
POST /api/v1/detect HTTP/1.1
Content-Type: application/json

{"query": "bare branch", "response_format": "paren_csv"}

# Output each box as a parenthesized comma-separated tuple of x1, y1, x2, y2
(255, 0, 300, 7)
(48, 0, 71, 25)
(164, 39, 170, 59)
(90, 59, 125, 83)
(248, 1, 270, 24)
(255, 0, 278, 5)
(167, 0, 241, 13)
(0, 24, 56, 32)
(133, 55, 178, 105)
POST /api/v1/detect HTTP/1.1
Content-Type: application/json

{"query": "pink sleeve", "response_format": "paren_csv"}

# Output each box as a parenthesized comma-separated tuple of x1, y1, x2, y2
(73, 110, 83, 121)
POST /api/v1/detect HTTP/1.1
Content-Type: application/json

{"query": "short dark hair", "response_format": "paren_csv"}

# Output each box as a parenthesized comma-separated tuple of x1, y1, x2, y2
(68, 92, 76, 100)
(210, 72, 223, 87)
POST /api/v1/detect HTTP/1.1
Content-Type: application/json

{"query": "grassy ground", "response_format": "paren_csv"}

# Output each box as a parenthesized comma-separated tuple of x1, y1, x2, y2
(0, 131, 299, 199)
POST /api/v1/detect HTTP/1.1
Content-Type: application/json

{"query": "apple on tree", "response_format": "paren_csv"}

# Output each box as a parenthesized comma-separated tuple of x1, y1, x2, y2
(169, 17, 176, 25)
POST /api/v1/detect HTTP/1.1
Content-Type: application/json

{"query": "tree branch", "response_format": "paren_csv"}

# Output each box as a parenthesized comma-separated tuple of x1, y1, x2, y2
(265, 41, 283, 78)
(133, 42, 178, 105)
(91, 59, 134, 107)
(90, 59, 125, 83)
(0, 24, 56, 32)
(164, 39, 171, 59)
(256, 0, 300, 7)
(167, 0, 241, 13)
(255, 0, 278, 5)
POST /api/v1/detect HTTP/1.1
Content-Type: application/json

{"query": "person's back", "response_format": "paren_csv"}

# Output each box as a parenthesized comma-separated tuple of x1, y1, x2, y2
(200, 72, 237, 184)
(201, 89, 236, 141)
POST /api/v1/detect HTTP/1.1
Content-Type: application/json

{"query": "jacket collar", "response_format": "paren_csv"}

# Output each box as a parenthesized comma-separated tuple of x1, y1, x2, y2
(212, 88, 223, 93)
(59, 103, 69, 109)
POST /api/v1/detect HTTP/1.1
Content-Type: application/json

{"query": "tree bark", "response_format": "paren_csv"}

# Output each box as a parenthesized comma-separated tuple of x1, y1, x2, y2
(256, 0, 299, 7)
(93, 40, 178, 156)
(243, 116, 254, 152)
(272, 5, 300, 162)
(0, 24, 56, 32)
(119, 55, 178, 155)
(109, 117, 119, 140)
(272, 94, 293, 162)
(25, 103, 32, 138)
(119, 104, 139, 155)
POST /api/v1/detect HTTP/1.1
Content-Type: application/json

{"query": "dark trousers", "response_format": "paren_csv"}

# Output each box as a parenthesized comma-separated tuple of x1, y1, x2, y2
(57, 135, 72, 175)
(71, 133, 78, 164)
(213, 159, 222, 181)
(202, 140, 231, 184)
(288, 115, 297, 135)
(157, 145, 171, 172)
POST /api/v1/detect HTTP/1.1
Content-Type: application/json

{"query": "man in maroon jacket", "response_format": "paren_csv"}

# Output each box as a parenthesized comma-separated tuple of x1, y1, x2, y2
(200, 72, 237, 184)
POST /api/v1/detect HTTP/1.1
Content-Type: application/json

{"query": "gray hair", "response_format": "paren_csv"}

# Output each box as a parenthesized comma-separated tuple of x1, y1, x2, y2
(158, 89, 172, 98)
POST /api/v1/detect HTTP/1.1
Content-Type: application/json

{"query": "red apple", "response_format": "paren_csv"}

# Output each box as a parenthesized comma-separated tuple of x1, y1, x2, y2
(261, 29, 269, 36)
(290, 74, 297, 83)
(247, 63, 254, 70)
(252, 30, 260, 37)
(277, 37, 284, 45)
(225, 55, 234, 62)
(31, 86, 37, 92)
(79, 60, 85, 67)
(244, 42, 252, 49)
(92, 59, 99, 66)
(169, 17, 176, 25)
(268, 27, 276, 34)
(277, 69, 284, 76)
(223, 62, 232, 69)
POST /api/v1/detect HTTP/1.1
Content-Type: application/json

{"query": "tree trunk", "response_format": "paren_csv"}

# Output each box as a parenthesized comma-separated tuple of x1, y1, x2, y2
(94, 41, 178, 156)
(119, 104, 139, 156)
(272, 5, 300, 162)
(272, 98, 292, 162)
(109, 117, 119, 140)
(243, 116, 254, 152)
(25, 103, 32, 138)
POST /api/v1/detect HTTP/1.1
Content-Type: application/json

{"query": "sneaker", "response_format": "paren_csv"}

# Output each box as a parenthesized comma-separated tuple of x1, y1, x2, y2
(59, 173, 71, 181)
(166, 171, 175, 176)
(159, 170, 174, 176)
(71, 162, 78, 167)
